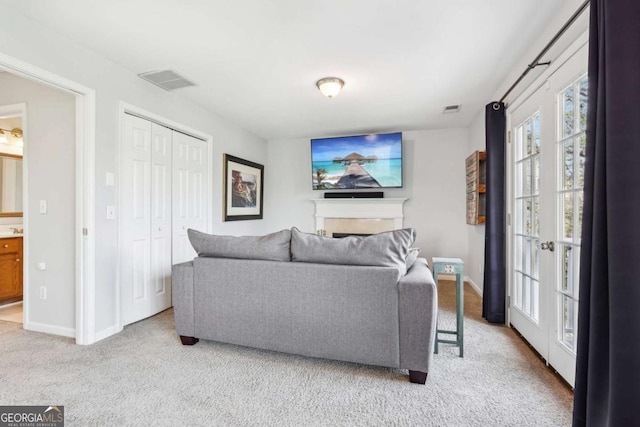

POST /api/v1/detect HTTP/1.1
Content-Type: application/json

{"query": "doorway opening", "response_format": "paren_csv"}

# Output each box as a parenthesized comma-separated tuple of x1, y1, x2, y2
(0, 52, 96, 344)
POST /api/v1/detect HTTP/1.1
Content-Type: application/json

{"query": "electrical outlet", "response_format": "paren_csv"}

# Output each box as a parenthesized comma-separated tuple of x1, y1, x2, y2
(40, 286, 47, 300)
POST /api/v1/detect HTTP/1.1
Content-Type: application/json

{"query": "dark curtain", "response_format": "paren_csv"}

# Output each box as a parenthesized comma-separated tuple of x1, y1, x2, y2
(482, 102, 506, 324)
(573, 0, 640, 425)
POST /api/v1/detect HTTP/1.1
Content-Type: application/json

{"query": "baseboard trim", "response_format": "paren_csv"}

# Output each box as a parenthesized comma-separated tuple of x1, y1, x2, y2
(465, 276, 483, 297)
(24, 321, 75, 338)
(95, 324, 123, 342)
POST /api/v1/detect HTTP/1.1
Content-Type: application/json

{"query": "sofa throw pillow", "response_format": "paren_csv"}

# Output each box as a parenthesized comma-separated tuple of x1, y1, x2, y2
(290, 227, 416, 276)
(188, 228, 291, 262)
(406, 248, 421, 271)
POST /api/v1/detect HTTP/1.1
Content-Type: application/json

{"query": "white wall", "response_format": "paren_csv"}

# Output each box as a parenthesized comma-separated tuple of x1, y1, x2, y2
(467, 113, 486, 290)
(466, 0, 589, 295)
(0, 73, 76, 332)
(266, 129, 470, 266)
(0, 4, 268, 338)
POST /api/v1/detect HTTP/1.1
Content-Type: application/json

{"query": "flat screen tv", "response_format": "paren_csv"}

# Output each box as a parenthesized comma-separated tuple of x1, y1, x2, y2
(311, 132, 402, 190)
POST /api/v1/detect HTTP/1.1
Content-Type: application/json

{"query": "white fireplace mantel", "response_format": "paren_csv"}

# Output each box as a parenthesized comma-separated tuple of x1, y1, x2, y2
(312, 198, 408, 235)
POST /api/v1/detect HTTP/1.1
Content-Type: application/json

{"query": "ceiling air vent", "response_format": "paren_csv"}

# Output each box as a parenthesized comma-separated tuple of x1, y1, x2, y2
(443, 105, 461, 114)
(138, 69, 196, 91)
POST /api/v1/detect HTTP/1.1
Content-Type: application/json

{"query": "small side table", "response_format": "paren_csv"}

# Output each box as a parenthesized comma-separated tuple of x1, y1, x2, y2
(432, 257, 464, 357)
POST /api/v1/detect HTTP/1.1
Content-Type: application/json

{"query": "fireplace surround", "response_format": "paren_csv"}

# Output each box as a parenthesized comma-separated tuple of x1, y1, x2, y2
(312, 198, 408, 237)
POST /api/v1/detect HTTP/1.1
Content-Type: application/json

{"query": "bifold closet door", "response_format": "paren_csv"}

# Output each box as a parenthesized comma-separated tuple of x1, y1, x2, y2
(172, 131, 207, 264)
(121, 114, 172, 325)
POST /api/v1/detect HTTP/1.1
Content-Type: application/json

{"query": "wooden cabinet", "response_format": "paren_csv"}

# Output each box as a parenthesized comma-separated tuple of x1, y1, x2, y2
(466, 151, 486, 225)
(0, 237, 23, 303)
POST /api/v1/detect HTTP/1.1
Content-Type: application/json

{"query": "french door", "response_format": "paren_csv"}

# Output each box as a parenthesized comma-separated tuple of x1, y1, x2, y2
(508, 43, 587, 387)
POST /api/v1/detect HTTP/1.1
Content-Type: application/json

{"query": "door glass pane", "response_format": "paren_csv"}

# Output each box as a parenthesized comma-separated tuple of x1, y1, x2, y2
(532, 279, 540, 321)
(578, 134, 586, 188)
(523, 275, 531, 316)
(526, 119, 533, 156)
(563, 193, 574, 240)
(578, 77, 588, 132)
(515, 163, 523, 197)
(563, 87, 575, 138)
(533, 157, 540, 195)
(561, 244, 574, 293)
(515, 236, 523, 270)
(515, 200, 523, 233)
(572, 246, 581, 300)
(524, 159, 532, 196)
(521, 237, 528, 277)
(515, 273, 523, 309)
(525, 199, 532, 235)
(561, 294, 576, 350)
(534, 113, 541, 153)
(563, 140, 574, 190)
(576, 191, 583, 242)
(533, 197, 540, 236)
(515, 126, 524, 161)
(532, 239, 540, 279)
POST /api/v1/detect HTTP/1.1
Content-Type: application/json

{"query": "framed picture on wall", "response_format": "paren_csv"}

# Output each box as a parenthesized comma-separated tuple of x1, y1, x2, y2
(223, 154, 264, 221)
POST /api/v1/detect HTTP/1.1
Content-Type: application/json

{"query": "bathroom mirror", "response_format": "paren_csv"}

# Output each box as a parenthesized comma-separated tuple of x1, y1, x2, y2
(0, 154, 23, 216)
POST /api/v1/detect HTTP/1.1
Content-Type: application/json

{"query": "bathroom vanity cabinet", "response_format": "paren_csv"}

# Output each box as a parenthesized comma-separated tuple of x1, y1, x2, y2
(0, 237, 23, 304)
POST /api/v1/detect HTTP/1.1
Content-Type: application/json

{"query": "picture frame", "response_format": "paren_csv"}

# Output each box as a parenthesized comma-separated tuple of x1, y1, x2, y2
(223, 154, 264, 221)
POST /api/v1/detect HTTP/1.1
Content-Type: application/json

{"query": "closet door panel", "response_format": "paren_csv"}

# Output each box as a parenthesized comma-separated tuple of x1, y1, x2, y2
(172, 132, 207, 265)
(121, 114, 152, 325)
(150, 123, 172, 313)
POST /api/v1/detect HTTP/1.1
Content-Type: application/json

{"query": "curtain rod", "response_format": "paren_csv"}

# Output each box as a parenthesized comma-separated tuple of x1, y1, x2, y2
(498, 0, 591, 105)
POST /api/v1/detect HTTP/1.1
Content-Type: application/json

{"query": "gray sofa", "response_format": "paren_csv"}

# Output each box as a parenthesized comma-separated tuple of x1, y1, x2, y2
(172, 228, 438, 384)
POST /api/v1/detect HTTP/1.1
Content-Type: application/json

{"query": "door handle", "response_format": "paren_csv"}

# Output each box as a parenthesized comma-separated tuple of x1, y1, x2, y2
(541, 241, 555, 252)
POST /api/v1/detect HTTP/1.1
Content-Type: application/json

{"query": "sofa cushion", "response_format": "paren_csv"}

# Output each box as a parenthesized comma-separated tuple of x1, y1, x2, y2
(290, 227, 416, 276)
(188, 229, 291, 262)
(406, 248, 421, 270)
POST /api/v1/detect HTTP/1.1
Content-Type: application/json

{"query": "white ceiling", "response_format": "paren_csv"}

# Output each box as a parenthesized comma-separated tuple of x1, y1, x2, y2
(6, 0, 565, 140)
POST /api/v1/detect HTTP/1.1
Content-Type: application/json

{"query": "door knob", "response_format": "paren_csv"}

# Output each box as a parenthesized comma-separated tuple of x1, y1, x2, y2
(541, 241, 555, 252)
(16, 258, 20, 262)
(3, 244, 8, 248)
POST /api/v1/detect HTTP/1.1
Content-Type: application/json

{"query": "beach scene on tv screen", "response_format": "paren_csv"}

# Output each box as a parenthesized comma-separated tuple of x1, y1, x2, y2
(311, 132, 402, 190)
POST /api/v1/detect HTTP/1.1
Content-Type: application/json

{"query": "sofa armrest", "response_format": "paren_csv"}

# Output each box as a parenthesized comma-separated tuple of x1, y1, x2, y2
(172, 261, 195, 337)
(398, 257, 438, 372)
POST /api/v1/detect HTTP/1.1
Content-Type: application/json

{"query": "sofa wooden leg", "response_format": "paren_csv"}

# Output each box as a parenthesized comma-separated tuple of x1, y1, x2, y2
(180, 336, 199, 345)
(409, 370, 427, 384)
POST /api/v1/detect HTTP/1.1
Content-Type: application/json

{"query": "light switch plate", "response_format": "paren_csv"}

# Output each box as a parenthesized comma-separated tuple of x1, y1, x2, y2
(39, 200, 47, 214)
(106, 205, 116, 220)
(106, 172, 115, 186)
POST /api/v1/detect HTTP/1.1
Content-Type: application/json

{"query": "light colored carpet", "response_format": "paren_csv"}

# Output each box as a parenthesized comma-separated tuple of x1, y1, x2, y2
(0, 281, 572, 426)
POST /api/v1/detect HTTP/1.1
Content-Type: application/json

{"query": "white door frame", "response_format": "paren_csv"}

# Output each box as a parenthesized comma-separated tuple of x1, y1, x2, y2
(0, 53, 96, 345)
(117, 102, 213, 330)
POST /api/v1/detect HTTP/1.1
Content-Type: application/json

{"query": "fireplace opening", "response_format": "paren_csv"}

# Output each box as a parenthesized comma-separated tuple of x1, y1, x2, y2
(332, 233, 372, 238)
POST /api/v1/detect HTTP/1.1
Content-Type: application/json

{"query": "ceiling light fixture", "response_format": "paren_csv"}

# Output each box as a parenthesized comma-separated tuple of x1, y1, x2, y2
(316, 77, 345, 99)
